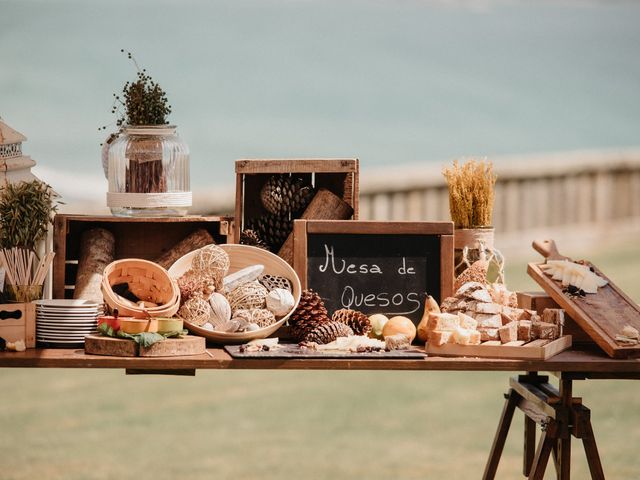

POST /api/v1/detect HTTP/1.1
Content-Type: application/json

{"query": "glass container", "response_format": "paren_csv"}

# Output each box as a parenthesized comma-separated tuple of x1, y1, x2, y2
(106, 125, 191, 217)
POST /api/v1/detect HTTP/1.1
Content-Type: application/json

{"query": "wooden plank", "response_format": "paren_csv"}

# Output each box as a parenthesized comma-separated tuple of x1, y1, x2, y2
(235, 158, 358, 174)
(426, 336, 572, 360)
(52, 214, 68, 299)
(305, 220, 453, 235)
(293, 220, 308, 290)
(440, 234, 454, 300)
(234, 171, 243, 242)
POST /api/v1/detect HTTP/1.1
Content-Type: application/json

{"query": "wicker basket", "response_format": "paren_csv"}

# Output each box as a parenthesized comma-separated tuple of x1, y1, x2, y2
(101, 259, 180, 318)
(169, 244, 301, 343)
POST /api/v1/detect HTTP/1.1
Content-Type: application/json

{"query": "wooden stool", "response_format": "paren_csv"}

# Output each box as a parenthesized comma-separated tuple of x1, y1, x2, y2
(483, 373, 605, 480)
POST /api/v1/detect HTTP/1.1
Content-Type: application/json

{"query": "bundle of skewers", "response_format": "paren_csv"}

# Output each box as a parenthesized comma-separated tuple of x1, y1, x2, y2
(0, 247, 55, 302)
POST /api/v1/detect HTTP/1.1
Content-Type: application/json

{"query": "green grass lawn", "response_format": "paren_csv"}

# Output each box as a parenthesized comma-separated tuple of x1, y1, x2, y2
(1, 240, 639, 480)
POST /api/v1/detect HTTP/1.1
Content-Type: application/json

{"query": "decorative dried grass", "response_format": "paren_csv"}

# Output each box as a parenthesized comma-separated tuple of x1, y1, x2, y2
(443, 159, 496, 228)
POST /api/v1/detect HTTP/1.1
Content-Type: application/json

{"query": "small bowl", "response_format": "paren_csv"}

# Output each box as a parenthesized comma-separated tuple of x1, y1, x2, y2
(156, 317, 183, 334)
(98, 315, 122, 332)
(119, 318, 159, 335)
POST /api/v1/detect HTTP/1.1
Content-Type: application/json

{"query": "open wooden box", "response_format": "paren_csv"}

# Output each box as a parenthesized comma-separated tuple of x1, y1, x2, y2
(234, 159, 359, 263)
(52, 215, 233, 299)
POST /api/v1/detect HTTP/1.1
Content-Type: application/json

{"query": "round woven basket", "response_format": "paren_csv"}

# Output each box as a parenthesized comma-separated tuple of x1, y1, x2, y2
(168, 244, 301, 343)
(101, 259, 180, 318)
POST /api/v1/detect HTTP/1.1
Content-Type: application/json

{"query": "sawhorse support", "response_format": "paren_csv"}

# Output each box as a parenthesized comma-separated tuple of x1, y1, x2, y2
(482, 372, 605, 480)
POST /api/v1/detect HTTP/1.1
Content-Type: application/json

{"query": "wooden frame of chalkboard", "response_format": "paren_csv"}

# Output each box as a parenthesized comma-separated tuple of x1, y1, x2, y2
(293, 220, 454, 324)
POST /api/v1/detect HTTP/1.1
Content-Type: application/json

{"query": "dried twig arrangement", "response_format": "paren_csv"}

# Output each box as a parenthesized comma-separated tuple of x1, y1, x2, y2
(0, 248, 55, 287)
(443, 158, 497, 229)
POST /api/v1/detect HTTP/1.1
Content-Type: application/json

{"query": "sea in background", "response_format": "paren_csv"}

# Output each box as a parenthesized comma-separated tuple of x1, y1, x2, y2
(1, 0, 640, 208)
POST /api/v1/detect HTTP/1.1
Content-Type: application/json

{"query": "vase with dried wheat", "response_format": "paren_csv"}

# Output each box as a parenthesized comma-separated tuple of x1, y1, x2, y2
(443, 158, 504, 284)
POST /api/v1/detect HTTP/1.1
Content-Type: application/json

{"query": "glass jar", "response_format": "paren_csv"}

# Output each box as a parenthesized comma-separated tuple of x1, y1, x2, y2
(454, 226, 505, 284)
(106, 125, 191, 217)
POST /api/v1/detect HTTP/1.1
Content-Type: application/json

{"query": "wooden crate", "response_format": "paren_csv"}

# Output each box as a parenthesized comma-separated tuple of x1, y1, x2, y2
(53, 215, 233, 299)
(234, 159, 359, 248)
(0, 303, 36, 348)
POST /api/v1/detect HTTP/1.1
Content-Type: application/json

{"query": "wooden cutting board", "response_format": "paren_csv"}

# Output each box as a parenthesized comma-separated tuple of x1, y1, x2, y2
(527, 239, 640, 358)
(85, 334, 206, 357)
(426, 336, 572, 360)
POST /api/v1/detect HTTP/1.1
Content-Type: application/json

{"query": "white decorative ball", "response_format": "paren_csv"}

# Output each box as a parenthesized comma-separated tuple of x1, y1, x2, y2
(266, 288, 295, 316)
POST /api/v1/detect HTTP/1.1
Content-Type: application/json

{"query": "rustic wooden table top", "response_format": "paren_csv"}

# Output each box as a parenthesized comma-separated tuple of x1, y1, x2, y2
(1, 346, 640, 377)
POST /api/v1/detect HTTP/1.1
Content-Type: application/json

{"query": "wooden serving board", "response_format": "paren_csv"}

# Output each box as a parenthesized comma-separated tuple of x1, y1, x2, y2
(426, 336, 572, 360)
(527, 239, 640, 359)
(84, 334, 206, 357)
(225, 344, 426, 359)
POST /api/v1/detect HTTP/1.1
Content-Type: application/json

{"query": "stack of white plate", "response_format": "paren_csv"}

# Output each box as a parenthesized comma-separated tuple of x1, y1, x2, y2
(35, 299, 101, 347)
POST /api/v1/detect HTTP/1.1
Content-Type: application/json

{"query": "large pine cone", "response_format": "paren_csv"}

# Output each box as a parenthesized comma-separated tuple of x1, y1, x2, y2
(247, 212, 292, 252)
(289, 290, 329, 327)
(305, 321, 353, 344)
(260, 175, 315, 216)
(332, 308, 372, 336)
(239, 229, 270, 251)
(289, 289, 330, 342)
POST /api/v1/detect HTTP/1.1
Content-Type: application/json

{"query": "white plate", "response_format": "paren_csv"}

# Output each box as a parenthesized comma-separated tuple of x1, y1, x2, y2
(37, 339, 85, 344)
(37, 327, 97, 333)
(37, 334, 92, 340)
(37, 321, 97, 326)
(37, 315, 98, 322)
(34, 299, 100, 308)
(37, 309, 100, 315)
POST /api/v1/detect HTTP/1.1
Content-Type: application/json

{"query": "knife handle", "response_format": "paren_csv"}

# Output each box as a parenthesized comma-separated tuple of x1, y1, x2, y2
(532, 239, 562, 259)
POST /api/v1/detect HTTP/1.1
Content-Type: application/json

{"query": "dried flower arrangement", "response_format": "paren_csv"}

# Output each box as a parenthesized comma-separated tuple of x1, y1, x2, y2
(101, 50, 172, 131)
(443, 159, 497, 229)
(0, 180, 59, 299)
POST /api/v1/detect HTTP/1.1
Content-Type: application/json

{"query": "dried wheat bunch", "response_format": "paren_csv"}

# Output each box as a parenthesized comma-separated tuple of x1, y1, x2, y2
(443, 158, 496, 228)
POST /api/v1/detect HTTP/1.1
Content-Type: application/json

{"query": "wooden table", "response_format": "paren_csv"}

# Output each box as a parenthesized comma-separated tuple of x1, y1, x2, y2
(2, 346, 639, 479)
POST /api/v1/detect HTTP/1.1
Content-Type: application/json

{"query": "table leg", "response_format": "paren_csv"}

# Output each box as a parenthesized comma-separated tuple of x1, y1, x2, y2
(558, 377, 573, 479)
(523, 416, 536, 476)
(528, 425, 556, 480)
(483, 389, 519, 480)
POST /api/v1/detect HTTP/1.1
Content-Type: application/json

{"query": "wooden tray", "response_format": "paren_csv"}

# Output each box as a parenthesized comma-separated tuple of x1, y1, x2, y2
(84, 334, 206, 357)
(426, 336, 572, 360)
(527, 239, 640, 359)
(225, 344, 426, 359)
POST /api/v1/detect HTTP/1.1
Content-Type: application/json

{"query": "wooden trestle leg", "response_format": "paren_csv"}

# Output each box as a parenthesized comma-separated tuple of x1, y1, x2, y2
(482, 389, 519, 480)
(484, 373, 606, 480)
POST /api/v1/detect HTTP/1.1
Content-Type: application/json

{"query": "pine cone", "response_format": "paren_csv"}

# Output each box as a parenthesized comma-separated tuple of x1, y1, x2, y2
(260, 175, 315, 216)
(332, 308, 372, 336)
(247, 212, 292, 252)
(289, 289, 329, 326)
(239, 229, 270, 250)
(289, 289, 330, 342)
(305, 321, 353, 344)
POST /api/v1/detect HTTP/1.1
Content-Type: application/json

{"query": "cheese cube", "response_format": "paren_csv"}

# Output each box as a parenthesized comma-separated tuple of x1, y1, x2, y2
(429, 330, 453, 346)
(498, 321, 518, 343)
(517, 320, 532, 342)
(458, 312, 478, 330)
(427, 313, 460, 332)
(478, 328, 500, 342)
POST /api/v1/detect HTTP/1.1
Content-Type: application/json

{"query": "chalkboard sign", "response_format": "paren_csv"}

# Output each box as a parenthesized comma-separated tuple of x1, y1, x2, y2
(293, 220, 454, 324)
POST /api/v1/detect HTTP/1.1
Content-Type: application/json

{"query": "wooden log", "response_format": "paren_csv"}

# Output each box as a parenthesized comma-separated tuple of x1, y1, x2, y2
(278, 188, 353, 264)
(154, 228, 214, 269)
(73, 228, 115, 303)
(84, 334, 206, 357)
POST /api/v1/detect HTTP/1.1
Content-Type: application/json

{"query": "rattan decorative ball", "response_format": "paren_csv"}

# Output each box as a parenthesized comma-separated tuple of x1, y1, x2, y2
(227, 281, 268, 311)
(177, 269, 215, 306)
(259, 274, 292, 292)
(178, 295, 212, 327)
(192, 245, 230, 289)
(233, 308, 276, 328)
